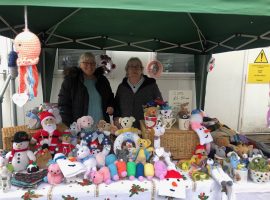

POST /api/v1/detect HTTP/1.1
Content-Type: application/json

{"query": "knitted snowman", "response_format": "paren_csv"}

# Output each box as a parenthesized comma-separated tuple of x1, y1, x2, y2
(5, 131, 36, 172)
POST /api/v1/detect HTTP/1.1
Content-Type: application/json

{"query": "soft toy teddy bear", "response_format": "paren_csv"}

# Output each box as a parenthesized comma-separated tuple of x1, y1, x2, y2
(144, 107, 158, 117)
(6, 131, 36, 172)
(114, 117, 140, 136)
(97, 120, 118, 136)
(133, 139, 154, 164)
(46, 163, 64, 185)
(234, 144, 253, 158)
(90, 166, 111, 185)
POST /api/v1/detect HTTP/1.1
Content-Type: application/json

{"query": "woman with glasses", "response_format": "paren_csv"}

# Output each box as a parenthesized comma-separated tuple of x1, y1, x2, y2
(58, 52, 114, 127)
(114, 57, 162, 128)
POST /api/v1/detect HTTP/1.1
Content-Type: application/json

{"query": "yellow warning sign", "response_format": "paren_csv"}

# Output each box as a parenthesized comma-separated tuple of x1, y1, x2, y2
(248, 63, 270, 83)
(254, 49, 268, 63)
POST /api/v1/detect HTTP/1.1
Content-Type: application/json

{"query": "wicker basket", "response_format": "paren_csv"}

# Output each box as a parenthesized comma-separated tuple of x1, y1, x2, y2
(1, 123, 68, 151)
(2, 125, 38, 151)
(140, 120, 199, 160)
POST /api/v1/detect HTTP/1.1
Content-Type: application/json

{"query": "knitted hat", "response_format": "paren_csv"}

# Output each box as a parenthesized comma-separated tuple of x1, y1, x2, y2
(13, 131, 30, 143)
(165, 170, 183, 179)
(39, 111, 55, 123)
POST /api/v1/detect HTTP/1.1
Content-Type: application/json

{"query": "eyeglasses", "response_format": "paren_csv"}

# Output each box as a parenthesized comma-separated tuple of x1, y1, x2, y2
(128, 65, 141, 70)
(81, 61, 96, 66)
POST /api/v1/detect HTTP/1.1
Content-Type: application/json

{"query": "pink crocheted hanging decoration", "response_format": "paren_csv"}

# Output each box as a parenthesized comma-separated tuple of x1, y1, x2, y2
(14, 29, 41, 99)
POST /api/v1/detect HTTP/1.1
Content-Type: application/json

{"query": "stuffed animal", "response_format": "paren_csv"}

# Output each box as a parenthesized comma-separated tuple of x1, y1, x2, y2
(115, 117, 140, 136)
(133, 139, 154, 164)
(206, 158, 233, 187)
(56, 131, 75, 156)
(144, 163, 154, 180)
(190, 144, 208, 165)
(69, 122, 79, 146)
(144, 107, 158, 117)
(31, 111, 62, 155)
(127, 161, 136, 180)
(0, 158, 11, 192)
(234, 144, 253, 158)
(105, 154, 119, 181)
(6, 131, 36, 172)
(116, 149, 129, 163)
(97, 120, 118, 136)
(154, 160, 167, 180)
(77, 116, 94, 132)
(46, 163, 64, 185)
(35, 148, 52, 169)
(90, 166, 111, 185)
(48, 107, 62, 124)
(135, 162, 144, 181)
(76, 144, 97, 179)
(151, 124, 165, 149)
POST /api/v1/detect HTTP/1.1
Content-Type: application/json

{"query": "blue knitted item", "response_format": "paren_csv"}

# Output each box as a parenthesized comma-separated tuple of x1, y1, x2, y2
(135, 163, 144, 178)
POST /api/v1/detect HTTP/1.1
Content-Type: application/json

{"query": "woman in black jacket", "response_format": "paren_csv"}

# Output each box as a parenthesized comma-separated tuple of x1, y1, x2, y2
(58, 52, 114, 127)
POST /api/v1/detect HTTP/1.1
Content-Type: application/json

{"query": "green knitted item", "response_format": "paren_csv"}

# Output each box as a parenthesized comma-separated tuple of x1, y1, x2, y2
(127, 161, 136, 176)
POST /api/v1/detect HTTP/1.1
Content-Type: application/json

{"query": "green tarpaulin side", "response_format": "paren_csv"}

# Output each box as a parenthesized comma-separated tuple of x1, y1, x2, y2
(1, 0, 270, 16)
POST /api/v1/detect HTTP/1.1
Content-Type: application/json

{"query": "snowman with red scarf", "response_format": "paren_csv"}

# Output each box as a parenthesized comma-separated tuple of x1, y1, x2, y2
(5, 131, 36, 172)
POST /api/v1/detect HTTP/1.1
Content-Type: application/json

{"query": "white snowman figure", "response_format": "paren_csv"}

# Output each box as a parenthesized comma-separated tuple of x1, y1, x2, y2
(5, 131, 36, 172)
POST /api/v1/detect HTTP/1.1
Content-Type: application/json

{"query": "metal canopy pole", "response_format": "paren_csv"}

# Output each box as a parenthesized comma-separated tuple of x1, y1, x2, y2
(0, 74, 12, 130)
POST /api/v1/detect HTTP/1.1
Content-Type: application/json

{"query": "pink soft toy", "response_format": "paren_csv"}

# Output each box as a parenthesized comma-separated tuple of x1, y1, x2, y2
(90, 166, 111, 185)
(47, 163, 64, 185)
(154, 160, 167, 180)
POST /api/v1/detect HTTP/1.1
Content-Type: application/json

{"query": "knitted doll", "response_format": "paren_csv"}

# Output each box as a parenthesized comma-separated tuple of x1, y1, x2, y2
(5, 131, 36, 172)
(31, 111, 62, 155)
(56, 131, 75, 156)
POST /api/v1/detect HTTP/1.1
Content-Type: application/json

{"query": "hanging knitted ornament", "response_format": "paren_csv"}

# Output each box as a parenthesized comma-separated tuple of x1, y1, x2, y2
(13, 6, 41, 106)
(147, 60, 163, 78)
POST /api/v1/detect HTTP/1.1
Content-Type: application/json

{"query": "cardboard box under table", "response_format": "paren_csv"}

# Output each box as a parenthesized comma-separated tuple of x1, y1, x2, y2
(140, 120, 199, 160)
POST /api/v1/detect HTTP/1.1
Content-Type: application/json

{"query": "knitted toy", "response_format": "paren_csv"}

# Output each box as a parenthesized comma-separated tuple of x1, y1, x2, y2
(115, 160, 127, 178)
(14, 27, 41, 101)
(154, 160, 167, 180)
(105, 154, 119, 181)
(35, 148, 52, 169)
(151, 124, 165, 149)
(127, 161, 136, 180)
(76, 116, 94, 139)
(46, 163, 64, 185)
(144, 163, 154, 180)
(116, 149, 129, 163)
(90, 166, 111, 185)
(26, 107, 41, 130)
(114, 117, 140, 136)
(56, 131, 75, 156)
(190, 144, 208, 166)
(26, 161, 39, 173)
(76, 144, 97, 179)
(135, 162, 144, 181)
(133, 139, 154, 164)
(5, 131, 36, 172)
(31, 111, 62, 155)
(97, 120, 118, 136)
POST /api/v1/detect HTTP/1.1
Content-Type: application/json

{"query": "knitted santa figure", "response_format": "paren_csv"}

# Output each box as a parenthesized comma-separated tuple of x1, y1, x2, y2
(56, 131, 75, 156)
(31, 111, 62, 155)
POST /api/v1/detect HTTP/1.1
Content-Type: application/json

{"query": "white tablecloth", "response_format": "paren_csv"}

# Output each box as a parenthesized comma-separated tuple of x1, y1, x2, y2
(1, 177, 270, 200)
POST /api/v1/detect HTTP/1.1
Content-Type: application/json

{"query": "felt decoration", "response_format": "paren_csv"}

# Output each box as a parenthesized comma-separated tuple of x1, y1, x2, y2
(147, 60, 163, 78)
(12, 7, 40, 105)
(53, 153, 86, 178)
(158, 170, 186, 199)
(127, 161, 136, 180)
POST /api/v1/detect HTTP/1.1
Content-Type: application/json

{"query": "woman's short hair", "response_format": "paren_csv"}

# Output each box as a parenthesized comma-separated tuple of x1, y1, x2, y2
(78, 52, 96, 66)
(125, 57, 144, 71)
